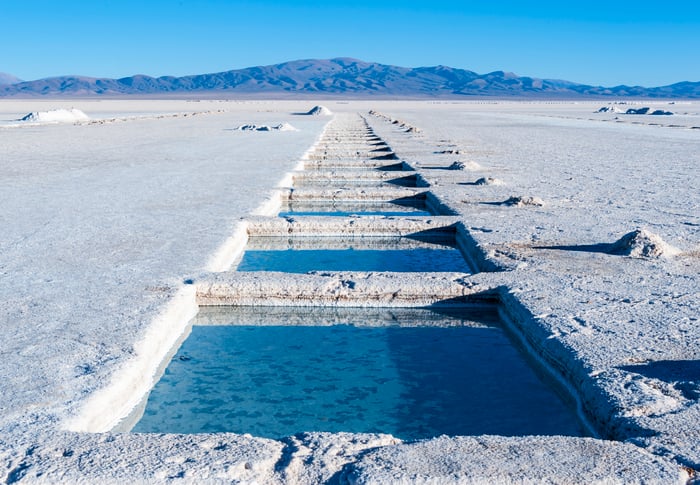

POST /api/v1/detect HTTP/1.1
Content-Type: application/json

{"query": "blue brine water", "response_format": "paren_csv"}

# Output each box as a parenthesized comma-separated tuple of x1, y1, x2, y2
(133, 307, 587, 438)
(236, 237, 471, 273)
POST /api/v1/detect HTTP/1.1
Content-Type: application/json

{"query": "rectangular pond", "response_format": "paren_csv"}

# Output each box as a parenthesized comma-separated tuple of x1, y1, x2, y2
(292, 174, 421, 188)
(132, 306, 588, 439)
(235, 236, 471, 273)
(278, 199, 433, 217)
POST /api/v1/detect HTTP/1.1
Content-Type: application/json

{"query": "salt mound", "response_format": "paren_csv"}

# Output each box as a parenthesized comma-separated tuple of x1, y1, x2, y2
(305, 105, 333, 116)
(19, 108, 89, 123)
(609, 229, 680, 258)
(503, 196, 544, 207)
(625, 107, 651, 115)
(598, 106, 673, 116)
(234, 123, 298, 132)
(475, 177, 504, 186)
(625, 107, 674, 115)
(596, 106, 625, 114)
(650, 109, 674, 116)
(275, 122, 298, 131)
(236, 124, 263, 131)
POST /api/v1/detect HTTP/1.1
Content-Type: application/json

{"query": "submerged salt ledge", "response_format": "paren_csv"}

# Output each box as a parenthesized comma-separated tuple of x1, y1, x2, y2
(0, 100, 697, 483)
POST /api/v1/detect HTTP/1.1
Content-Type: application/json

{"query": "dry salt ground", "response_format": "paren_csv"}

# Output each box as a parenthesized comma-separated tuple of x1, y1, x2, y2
(0, 99, 698, 484)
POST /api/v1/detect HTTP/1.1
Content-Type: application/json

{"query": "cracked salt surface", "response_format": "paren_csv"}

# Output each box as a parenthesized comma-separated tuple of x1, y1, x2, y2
(1, 100, 697, 483)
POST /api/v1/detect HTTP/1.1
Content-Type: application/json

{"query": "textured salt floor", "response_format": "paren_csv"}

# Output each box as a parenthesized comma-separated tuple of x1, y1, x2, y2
(1, 100, 698, 483)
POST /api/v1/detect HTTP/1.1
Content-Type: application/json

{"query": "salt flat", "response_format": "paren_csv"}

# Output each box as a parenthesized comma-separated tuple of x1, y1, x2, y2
(0, 99, 698, 483)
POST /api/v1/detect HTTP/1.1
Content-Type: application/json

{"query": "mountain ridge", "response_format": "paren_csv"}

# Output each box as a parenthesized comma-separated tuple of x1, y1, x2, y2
(0, 72, 23, 85)
(2, 58, 698, 98)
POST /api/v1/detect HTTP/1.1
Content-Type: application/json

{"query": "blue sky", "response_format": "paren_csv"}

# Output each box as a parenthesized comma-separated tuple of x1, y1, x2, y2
(2, 0, 699, 86)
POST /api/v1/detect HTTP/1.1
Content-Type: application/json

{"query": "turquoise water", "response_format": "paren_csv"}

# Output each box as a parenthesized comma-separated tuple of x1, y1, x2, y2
(278, 200, 432, 217)
(293, 175, 419, 188)
(236, 237, 471, 273)
(133, 307, 587, 438)
(236, 248, 469, 273)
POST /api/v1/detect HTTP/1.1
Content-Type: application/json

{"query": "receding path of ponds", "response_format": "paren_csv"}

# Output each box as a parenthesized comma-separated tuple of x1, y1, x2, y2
(134, 114, 589, 444)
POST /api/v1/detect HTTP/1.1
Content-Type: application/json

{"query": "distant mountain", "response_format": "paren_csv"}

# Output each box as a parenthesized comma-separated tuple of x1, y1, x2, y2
(1, 58, 698, 98)
(0, 72, 23, 85)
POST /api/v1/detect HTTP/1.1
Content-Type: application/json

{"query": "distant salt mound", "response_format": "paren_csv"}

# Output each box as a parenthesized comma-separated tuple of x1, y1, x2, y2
(649, 109, 674, 116)
(597, 106, 673, 116)
(625, 107, 651, 115)
(596, 106, 625, 114)
(236, 124, 262, 131)
(475, 177, 504, 186)
(234, 123, 298, 132)
(276, 122, 299, 131)
(624, 107, 674, 116)
(609, 229, 680, 258)
(305, 105, 333, 116)
(503, 196, 544, 207)
(19, 108, 89, 123)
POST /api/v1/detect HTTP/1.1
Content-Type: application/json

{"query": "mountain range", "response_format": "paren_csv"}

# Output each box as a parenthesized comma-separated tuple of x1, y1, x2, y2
(1, 58, 698, 98)
(0, 72, 23, 85)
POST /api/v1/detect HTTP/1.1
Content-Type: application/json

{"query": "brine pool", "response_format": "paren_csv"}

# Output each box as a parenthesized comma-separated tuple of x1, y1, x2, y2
(235, 236, 471, 273)
(278, 200, 433, 217)
(133, 307, 587, 439)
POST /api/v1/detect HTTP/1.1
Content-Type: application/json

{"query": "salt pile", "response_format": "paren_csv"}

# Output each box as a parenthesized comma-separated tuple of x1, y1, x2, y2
(597, 106, 673, 116)
(276, 122, 299, 131)
(474, 177, 504, 186)
(305, 105, 333, 116)
(502, 196, 545, 207)
(608, 229, 680, 258)
(235, 123, 298, 132)
(596, 106, 625, 114)
(648, 109, 674, 116)
(19, 108, 90, 123)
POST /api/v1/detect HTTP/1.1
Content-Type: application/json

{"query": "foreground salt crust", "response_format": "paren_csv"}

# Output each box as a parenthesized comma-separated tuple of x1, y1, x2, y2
(0, 100, 697, 483)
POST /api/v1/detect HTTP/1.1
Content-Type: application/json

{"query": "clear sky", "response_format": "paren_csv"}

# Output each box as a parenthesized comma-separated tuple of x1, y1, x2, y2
(2, 0, 699, 87)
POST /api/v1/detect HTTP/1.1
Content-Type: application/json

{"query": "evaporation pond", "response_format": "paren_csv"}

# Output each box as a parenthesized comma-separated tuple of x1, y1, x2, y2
(278, 200, 432, 217)
(236, 236, 470, 273)
(133, 307, 587, 439)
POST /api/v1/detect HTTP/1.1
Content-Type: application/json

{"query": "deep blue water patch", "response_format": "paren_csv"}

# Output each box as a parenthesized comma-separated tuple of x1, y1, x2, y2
(133, 307, 587, 439)
(236, 236, 470, 273)
(279, 200, 432, 217)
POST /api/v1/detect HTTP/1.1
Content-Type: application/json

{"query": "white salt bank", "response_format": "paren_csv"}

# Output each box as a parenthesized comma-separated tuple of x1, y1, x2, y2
(19, 108, 90, 123)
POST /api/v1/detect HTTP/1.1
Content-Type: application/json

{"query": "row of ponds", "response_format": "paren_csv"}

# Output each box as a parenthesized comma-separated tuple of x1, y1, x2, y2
(133, 114, 588, 439)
